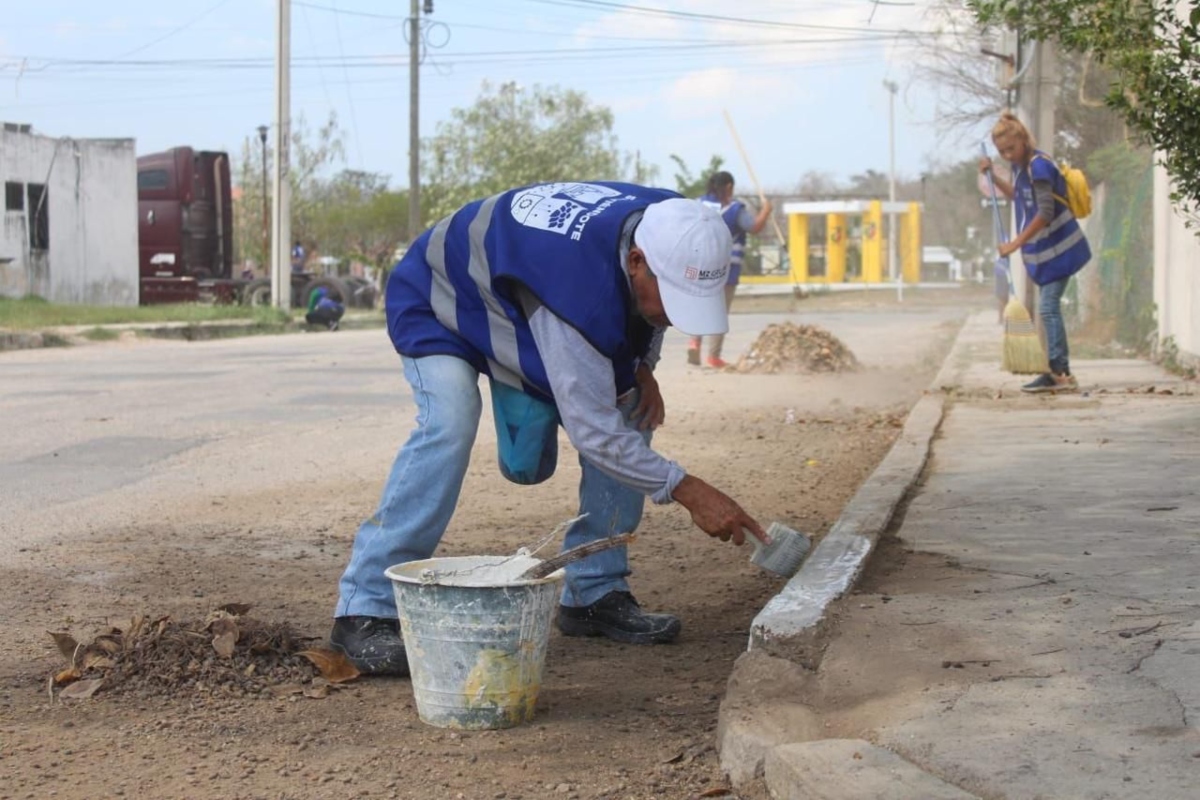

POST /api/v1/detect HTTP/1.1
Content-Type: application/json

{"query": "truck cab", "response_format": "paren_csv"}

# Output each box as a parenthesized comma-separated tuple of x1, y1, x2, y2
(137, 147, 233, 304)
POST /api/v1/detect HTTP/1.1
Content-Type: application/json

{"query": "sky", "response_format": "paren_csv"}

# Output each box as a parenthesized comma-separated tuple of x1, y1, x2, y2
(0, 0, 968, 194)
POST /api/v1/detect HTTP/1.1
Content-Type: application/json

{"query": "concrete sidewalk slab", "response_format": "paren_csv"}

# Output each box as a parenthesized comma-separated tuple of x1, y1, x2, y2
(764, 739, 979, 800)
(720, 311, 1200, 798)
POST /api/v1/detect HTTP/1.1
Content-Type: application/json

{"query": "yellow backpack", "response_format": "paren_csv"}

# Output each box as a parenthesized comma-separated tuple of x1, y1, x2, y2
(1035, 154, 1092, 219)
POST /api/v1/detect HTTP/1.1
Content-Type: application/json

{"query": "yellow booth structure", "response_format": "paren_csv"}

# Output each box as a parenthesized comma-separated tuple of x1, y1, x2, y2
(740, 200, 923, 289)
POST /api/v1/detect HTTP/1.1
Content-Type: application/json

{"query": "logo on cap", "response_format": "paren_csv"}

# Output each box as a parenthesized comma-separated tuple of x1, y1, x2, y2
(684, 266, 699, 280)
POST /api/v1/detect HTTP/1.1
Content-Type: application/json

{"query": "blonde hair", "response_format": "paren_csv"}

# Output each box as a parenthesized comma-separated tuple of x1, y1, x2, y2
(991, 111, 1036, 149)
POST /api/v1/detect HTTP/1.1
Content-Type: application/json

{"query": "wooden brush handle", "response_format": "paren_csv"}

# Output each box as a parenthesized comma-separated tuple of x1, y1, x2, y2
(521, 533, 636, 580)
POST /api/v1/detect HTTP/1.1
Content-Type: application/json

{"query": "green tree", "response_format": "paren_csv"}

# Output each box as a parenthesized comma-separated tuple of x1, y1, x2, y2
(421, 82, 637, 222)
(969, 0, 1200, 223)
(310, 170, 408, 269)
(232, 112, 347, 269)
(668, 154, 725, 198)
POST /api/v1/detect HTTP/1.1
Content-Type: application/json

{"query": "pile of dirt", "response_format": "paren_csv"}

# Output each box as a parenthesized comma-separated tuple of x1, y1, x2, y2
(735, 322, 860, 374)
(45, 605, 346, 701)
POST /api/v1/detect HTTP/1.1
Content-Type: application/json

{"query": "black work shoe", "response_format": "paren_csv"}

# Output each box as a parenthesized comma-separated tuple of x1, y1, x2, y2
(1021, 373, 1057, 393)
(557, 591, 681, 645)
(329, 616, 409, 676)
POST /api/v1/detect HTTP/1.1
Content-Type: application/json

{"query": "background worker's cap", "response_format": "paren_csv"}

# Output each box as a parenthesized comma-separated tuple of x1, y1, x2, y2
(635, 198, 733, 336)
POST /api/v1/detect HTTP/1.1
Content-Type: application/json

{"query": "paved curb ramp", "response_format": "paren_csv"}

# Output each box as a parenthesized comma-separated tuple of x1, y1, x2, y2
(717, 318, 978, 799)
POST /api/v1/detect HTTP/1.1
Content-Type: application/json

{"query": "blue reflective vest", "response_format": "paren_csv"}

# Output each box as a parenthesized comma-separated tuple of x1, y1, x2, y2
(1012, 152, 1091, 286)
(700, 193, 747, 285)
(386, 181, 681, 401)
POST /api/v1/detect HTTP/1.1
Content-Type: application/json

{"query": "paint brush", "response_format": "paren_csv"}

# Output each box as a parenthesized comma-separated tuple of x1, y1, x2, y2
(749, 522, 811, 577)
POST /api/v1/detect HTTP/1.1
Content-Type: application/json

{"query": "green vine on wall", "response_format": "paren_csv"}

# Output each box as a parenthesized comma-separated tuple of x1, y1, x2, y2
(1072, 142, 1155, 352)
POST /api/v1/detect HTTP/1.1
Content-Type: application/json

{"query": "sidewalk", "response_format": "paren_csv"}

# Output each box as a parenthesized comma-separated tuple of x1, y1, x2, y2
(721, 311, 1200, 798)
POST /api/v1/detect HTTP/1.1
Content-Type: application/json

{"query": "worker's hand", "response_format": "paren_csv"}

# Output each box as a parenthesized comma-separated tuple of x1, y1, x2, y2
(632, 365, 665, 431)
(671, 475, 767, 545)
(978, 156, 993, 174)
(761, 197, 773, 213)
(997, 241, 1019, 258)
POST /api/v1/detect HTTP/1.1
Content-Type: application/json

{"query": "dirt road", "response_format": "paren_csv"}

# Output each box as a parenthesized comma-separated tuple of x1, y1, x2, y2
(0, 291, 975, 799)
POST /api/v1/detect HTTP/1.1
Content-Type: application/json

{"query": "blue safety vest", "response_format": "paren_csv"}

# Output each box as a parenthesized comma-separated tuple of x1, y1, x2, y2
(1012, 152, 1091, 286)
(386, 181, 680, 401)
(700, 193, 747, 285)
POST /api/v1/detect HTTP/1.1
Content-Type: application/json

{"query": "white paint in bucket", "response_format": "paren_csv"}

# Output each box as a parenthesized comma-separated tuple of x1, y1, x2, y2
(385, 555, 564, 730)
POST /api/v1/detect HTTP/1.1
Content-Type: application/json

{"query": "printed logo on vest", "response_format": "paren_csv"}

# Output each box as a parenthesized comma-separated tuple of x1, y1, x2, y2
(510, 182, 630, 240)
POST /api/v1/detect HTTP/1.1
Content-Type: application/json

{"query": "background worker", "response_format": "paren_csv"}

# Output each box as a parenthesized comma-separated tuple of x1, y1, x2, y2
(305, 285, 344, 331)
(688, 171, 773, 368)
(979, 112, 1091, 393)
(330, 182, 768, 676)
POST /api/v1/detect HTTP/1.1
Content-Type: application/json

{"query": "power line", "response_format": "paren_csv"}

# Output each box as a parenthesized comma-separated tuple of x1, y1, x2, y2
(329, 0, 366, 168)
(5, 34, 915, 74)
(111, 0, 235, 60)
(523, 0, 912, 35)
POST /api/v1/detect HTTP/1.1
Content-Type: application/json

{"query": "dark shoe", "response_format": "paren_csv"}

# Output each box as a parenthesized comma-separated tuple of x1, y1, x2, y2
(1021, 373, 1057, 393)
(686, 348, 700, 366)
(557, 591, 681, 645)
(329, 616, 409, 676)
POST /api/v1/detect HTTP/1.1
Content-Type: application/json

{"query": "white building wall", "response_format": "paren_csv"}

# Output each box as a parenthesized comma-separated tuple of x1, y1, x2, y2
(1153, 163, 1200, 362)
(0, 127, 138, 306)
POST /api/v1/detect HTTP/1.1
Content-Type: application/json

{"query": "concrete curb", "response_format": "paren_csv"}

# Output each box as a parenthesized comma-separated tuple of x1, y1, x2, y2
(745, 312, 977, 660)
(747, 390, 943, 661)
(717, 316, 978, 794)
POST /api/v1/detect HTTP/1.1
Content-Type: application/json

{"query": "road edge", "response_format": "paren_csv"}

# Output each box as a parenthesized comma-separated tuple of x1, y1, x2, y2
(717, 314, 979, 795)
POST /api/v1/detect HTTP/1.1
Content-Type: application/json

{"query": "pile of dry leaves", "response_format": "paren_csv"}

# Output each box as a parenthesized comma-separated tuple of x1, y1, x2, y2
(47, 605, 360, 702)
(735, 323, 860, 374)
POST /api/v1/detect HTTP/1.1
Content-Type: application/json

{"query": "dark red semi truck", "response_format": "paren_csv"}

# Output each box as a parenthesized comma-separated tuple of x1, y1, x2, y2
(136, 146, 374, 308)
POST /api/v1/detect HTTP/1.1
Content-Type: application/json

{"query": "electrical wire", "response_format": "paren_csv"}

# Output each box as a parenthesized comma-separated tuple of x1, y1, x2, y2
(522, 0, 912, 34)
(328, 0, 366, 168)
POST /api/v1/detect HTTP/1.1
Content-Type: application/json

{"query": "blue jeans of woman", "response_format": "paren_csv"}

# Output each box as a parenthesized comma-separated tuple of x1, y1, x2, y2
(1038, 276, 1071, 375)
(335, 354, 647, 619)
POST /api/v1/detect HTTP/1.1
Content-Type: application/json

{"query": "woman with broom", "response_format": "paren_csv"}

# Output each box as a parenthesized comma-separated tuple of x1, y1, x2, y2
(980, 112, 1091, 393)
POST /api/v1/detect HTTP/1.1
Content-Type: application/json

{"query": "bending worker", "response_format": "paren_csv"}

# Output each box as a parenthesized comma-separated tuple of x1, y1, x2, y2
(330, 181, 767, 675)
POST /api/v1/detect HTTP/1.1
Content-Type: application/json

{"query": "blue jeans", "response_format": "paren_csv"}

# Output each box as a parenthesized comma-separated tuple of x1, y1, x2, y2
(1038, 277, 1071, 375)
(335, 354, 647, 618)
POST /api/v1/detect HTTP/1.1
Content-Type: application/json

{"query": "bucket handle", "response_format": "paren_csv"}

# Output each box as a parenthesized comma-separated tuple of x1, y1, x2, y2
(520, 533, 636, 580)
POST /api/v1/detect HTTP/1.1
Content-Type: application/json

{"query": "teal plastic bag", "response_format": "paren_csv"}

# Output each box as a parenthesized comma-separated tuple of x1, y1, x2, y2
(489, 380, 560, 485)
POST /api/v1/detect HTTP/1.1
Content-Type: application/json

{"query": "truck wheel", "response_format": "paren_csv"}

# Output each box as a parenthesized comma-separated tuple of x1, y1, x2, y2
(299, 276, 350, 310)
(344, 277, 378, 309)
(241, 279, 272, 306)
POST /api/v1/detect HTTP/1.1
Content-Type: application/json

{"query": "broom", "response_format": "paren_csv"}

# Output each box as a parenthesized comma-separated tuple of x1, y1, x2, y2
(982, 143, 1048, 375)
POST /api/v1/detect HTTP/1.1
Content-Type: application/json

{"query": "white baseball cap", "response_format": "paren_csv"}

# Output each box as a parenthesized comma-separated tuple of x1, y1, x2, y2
(634, 198, 733, 336)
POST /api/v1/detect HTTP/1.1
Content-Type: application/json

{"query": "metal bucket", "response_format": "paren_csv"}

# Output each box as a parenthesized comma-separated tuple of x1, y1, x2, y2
(385, 555, 563, 730)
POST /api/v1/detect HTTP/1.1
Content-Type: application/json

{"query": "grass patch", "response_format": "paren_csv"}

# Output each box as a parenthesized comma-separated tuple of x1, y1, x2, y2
(83, 327, 122, 342)
(0, 295, 292, 330)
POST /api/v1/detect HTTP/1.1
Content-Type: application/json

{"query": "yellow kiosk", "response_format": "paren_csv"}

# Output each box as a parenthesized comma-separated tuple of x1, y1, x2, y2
(740, 200, 923, 289)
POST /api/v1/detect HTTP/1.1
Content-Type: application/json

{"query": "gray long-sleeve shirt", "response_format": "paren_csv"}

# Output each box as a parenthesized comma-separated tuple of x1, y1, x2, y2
(512, 212, 685, 504)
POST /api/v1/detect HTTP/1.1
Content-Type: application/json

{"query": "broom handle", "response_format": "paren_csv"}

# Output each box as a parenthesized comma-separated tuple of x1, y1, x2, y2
(723, 110, 787, 245)
(980, 142, 1016, 296)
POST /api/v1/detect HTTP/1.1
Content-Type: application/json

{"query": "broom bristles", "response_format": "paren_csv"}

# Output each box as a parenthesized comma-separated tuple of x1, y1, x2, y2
(1002, 296, 1049, 374)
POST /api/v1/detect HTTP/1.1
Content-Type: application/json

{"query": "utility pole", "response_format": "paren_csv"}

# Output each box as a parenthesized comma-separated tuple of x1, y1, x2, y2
(1015, 36, 1057, 319)
(408, 0, 423, 242)
(883, 79, 900, 287)
(257, 125, 269, 274)
(271, 0, 292, 310)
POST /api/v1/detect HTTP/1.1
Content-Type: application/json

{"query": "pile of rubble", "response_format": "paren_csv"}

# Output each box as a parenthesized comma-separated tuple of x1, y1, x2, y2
(735, 323, 860, 374)
(47, 605, 356, 701)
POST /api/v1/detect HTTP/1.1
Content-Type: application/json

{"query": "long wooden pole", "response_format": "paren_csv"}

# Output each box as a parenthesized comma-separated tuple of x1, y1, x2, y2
(722, 109, 787, 245)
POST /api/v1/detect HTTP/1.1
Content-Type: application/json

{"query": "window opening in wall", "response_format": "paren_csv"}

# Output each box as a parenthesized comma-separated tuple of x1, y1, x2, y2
(5, 182, 23, 211)
(27, 183, 48, 250)
(137, 169, 169, 191)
